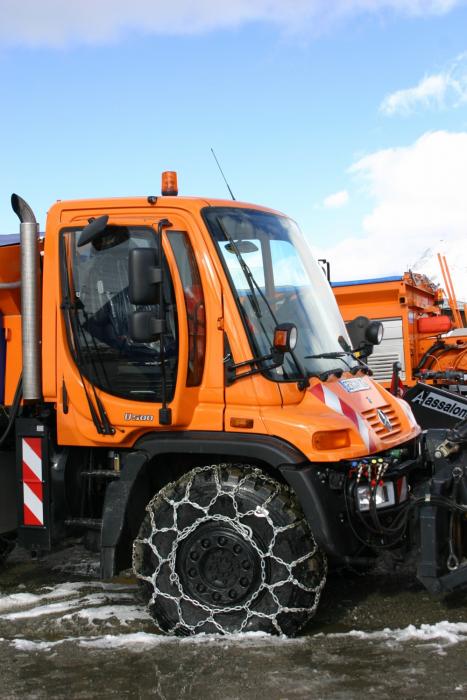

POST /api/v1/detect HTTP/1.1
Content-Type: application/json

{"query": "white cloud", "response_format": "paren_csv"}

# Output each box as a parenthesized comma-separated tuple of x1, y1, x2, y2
(0, 0, 463, 47)
(315, 131, 467, 300)
(323, 190, 349, 209)
(380, 53, 467, 115)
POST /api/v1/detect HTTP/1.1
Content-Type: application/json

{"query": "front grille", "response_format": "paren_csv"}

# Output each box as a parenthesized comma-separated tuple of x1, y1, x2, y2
(362, 404, 402, 442)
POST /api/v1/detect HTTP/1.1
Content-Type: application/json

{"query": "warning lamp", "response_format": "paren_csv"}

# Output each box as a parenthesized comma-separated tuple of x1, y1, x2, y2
(435, 288, 445, 305)
(273, 323, 298, 354)
(161, 171, 178, 196)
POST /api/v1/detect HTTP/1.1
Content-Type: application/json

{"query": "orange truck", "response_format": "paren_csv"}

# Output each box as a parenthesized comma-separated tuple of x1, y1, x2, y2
(333, 272, 467, 428)
(0, 174, 466, 636)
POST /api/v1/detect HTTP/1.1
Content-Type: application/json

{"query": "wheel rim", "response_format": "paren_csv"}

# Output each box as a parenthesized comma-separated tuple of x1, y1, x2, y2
(177, 522, 262, 608)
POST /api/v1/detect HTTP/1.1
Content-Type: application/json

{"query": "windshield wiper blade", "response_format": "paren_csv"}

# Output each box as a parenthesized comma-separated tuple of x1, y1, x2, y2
(216, 217, 262, 317)
(304, 351, 350, 359)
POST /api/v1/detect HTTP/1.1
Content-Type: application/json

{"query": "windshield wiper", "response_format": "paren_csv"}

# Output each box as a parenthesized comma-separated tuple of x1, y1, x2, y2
(305, 350, 371, 376)
(216, 218, 262, 317)
(217, 217, 309, 388)
(304, 351, 350, 360)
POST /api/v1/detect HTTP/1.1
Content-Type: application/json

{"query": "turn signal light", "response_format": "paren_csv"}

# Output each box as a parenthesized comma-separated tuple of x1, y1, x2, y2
(161, 171, 178, 196)
(230, 417, 254, 429)
(273, 323, 298, 353)
(312, 430, 350, 451)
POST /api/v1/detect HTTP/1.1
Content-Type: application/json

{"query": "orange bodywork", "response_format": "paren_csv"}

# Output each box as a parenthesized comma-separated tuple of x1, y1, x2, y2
(333, 272, 467, 388)
(0, 196, 419, 463)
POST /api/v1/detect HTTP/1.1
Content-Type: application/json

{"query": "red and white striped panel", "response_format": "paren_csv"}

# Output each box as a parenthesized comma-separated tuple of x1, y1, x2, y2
(21, 437, 44, 527)
(310, 384, 376, 452)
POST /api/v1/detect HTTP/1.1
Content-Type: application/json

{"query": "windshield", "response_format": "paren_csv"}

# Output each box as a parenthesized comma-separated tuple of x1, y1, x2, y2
(202, 207, 358, 380)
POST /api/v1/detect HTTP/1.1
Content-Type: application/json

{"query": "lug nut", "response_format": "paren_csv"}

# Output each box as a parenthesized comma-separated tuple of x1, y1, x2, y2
(197, 583, 206, 593)
(233, 544, 242, 554)
(241, 560, 251, 570)
(218, 536, 227, 546)
(190, 551, 199, 561)
(188, 568, 197, 578)
(228, 589, 237, 599)
(212, 592, 221, 602)
(201, 539, 211, 549)
(240, 577, 249, 587)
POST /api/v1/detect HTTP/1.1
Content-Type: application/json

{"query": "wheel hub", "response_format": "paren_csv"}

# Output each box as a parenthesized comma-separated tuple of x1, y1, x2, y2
(177, 523, 261, 608)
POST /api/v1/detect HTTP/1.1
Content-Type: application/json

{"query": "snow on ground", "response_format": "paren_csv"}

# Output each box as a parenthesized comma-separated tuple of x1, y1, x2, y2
(1, 578, 466, 655)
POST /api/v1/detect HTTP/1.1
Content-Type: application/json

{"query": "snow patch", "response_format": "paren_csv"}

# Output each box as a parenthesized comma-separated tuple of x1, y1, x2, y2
(0, 582, 86, 613)
(64, 604, 151, 625)
(328, 621, 467, 647)
(0, 581, 136, 616)
(80, 629, 274, 650)
(12, 638, 64, 652)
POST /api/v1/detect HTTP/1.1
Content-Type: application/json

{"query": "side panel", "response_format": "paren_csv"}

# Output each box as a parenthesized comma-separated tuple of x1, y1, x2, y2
(366, 317, 405, 383)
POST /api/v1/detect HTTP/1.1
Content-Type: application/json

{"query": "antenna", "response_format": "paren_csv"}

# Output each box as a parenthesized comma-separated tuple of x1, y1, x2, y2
(211, 148, 236, 201)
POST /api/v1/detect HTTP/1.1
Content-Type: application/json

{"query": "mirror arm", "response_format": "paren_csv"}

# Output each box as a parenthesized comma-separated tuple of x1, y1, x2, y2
(225, 351, 284, 386)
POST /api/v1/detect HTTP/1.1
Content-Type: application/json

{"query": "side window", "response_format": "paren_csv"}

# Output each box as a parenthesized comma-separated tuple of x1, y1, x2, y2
(168, 232, 206, 386)
(61, 225, 178, 402)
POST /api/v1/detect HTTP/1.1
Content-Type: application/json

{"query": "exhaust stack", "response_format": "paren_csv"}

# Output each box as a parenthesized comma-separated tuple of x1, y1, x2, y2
(11, 194, 41, 402)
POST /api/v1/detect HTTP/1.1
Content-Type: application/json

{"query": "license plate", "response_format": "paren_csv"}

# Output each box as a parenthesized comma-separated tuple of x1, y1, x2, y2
(339, 378, 370, 393)
(356, 481, 396, 512)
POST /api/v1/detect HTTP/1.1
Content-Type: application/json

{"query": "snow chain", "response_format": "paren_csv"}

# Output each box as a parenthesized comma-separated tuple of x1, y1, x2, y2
(133, 464, 327, 635)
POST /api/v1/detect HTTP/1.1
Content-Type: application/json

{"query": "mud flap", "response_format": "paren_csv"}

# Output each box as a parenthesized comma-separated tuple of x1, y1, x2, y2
(15, 418, 51, 552)
(101, 451, 150, 578)
(0, 450, 17, 534)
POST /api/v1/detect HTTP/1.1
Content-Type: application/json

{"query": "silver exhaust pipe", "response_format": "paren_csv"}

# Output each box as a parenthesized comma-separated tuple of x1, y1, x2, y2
(11, 194, 41, 402)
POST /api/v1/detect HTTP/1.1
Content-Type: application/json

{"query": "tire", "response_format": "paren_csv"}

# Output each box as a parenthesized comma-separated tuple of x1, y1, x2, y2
(133, 464, 327, 636)
(0, 532, 15, 566)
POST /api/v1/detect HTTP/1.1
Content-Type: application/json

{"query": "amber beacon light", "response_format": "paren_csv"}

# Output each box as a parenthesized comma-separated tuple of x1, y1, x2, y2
(161, 171, 178, 196)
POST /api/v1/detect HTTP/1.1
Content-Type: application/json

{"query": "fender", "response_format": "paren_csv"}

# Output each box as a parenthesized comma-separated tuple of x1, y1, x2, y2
(100, 431, 307, 578)
(100, 431, 367, 576)
(134, 430, 308, 468)
(280, 465, 363, 563)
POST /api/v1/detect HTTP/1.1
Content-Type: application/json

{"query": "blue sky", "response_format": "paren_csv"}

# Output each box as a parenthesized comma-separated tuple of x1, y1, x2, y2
(1, 1, 467, 295)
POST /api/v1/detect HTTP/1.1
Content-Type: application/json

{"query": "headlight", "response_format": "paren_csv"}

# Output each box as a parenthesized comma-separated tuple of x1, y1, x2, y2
(366, 321, 384, 346)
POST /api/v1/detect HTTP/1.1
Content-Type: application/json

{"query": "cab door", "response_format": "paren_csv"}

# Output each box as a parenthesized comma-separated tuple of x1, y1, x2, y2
(56, 214, 224, 446)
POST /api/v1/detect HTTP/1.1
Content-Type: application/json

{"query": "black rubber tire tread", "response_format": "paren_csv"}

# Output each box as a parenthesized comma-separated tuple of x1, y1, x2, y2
(0, 533, 15, 566)
(133, 464, 326, 637)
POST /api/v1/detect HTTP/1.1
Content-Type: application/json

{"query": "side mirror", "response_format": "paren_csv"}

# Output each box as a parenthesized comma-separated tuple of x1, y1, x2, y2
(129, 248, 162, 305)
(129, 312, 165, 343)
(273, 323, 298, 354)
